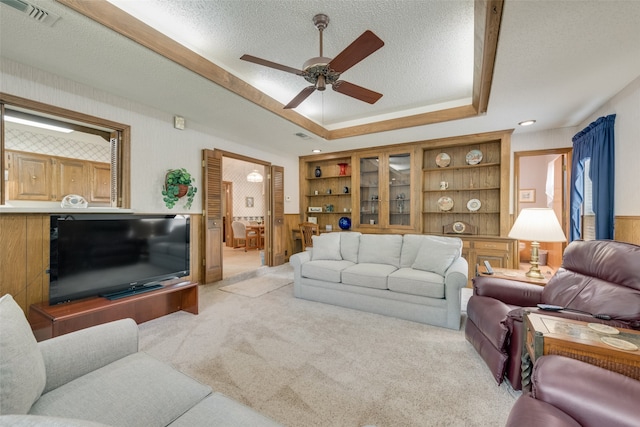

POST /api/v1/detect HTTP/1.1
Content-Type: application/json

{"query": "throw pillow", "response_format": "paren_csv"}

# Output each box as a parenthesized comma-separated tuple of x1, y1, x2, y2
(358, 234, 403, 267)
(0, 294, 47, 415)
(340, 232, 361, 263)
(311, 233, 343, 261)
(411, 237, 461, 276)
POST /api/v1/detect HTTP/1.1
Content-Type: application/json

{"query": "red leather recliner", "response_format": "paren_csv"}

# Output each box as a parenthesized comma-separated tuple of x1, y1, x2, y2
(506, 355, 640, 427)
(465, 239, 640, 390)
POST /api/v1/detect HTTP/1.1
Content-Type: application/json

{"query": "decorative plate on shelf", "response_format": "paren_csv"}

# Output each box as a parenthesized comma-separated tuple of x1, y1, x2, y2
(465, 149, 483, 165)
(467, 199, 481, 211)
(437, 196, 454, 211)
(435, 153, 451, 168)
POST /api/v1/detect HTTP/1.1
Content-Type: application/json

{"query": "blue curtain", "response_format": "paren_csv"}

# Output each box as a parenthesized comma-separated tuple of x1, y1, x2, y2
(569, 114, 616, 241)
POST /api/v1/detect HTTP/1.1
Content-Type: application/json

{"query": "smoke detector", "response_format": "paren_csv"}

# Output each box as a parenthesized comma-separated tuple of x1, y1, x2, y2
(0, 0, 60, 26)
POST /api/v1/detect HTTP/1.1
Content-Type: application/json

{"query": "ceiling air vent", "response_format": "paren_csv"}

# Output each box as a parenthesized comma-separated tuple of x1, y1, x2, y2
(0, 0, 60, 26)
(295, 132, 312, 140)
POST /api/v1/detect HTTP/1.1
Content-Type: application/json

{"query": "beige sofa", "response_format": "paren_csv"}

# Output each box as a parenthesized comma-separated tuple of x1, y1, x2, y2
(290, 233, 468, 329)
(0, 294, 281, 426)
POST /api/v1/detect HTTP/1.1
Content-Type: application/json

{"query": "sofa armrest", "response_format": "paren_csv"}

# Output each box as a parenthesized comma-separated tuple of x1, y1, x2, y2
(289, 250, 311, 270)
(444, 257, 468, 290)
(38, 318, 139, 393)
(532, 355, 640, 427)
(473, 276, 543, 307)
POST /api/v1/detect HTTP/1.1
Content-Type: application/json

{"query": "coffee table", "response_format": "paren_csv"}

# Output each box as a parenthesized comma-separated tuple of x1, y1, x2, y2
(521, 312, 640, 390)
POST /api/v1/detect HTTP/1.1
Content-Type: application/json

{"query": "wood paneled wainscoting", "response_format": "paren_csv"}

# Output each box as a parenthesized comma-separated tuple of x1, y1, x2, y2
(0, 213, 203, 316)
(615, 216, 640, 245)
(0, 214, 49, 314)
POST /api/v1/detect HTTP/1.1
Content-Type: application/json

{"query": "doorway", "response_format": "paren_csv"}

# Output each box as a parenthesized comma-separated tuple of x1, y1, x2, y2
(222, 157, 267, 278)
(514, 148, 572, 268)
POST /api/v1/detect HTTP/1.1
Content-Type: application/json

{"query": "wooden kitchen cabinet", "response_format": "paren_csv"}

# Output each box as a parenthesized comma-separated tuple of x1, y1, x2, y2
(89, 161, 112, 203)
(6, 150, 110, 203)
(8, 151, 51, 200)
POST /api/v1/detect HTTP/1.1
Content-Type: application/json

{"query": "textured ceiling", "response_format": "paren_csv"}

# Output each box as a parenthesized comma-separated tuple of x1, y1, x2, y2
(106, 0, 475, 128)
(1, 0, 640, 157)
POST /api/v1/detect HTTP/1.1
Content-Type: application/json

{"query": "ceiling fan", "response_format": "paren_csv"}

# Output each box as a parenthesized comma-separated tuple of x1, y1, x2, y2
(240, 14, 384, 109)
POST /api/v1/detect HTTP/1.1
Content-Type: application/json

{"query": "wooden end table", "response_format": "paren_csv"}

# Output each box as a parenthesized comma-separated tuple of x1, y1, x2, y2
(521, 312, 640, 390)
(478, 266, 551, 286)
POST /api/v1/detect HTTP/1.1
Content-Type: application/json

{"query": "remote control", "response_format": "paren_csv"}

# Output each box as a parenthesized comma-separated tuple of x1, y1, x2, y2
(537, 304, 564, 311)
(483, 260, 494, 275)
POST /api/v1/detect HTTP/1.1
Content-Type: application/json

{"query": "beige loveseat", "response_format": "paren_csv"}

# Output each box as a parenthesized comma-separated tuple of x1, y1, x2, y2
(290, 233, 468, 329)
(0, 294, 281, 427)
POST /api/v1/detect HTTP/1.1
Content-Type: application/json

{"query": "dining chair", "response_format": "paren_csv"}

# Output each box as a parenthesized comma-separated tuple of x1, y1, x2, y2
(299, 222, 320, 251)
(231, 221, 247, 249)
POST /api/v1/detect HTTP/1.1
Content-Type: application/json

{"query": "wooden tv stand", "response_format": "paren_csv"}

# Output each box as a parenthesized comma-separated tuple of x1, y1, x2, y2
(29, 281, 198, 342)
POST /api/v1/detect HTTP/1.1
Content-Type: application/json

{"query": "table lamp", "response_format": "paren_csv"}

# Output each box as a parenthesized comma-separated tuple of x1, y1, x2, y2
(508, 208, 567, 279)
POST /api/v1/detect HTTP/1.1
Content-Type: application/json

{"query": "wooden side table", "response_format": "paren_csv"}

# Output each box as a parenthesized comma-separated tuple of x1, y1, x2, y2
(478, 266, 551, 286)
(521, 312, 640, 390)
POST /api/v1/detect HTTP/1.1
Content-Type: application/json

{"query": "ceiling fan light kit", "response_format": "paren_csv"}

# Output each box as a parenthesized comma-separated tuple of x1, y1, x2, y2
(241, 13, 384, 109)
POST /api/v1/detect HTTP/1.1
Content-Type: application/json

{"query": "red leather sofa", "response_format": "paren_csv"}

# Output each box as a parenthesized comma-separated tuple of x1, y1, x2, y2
(506, 355, 640, 427)
(465, 239, 640, 390)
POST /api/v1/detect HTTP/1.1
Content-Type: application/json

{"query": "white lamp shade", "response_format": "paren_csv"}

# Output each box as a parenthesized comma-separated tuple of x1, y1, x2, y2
(508, 208, 567, 242)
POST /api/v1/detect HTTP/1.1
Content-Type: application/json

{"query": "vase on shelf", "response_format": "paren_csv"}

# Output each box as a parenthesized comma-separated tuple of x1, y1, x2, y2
(337, 163, 349, 176)
(315, 166, 322, 177)
(338, 217, 351, 230)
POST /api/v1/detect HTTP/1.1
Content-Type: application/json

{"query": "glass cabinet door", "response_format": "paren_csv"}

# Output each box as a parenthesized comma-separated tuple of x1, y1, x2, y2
(359, 156, 379, 225)
(388, 153, 411, 226)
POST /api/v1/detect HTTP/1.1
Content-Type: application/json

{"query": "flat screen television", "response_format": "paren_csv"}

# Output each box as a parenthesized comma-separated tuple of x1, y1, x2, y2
(49, 214, 190, 305)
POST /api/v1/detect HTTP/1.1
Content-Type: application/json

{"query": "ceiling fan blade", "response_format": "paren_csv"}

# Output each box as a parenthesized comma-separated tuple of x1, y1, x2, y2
(240, 54, 305, 75)
(284, 86, 316, 109)
(332, 81, 382, 104)
(328, 30, 384, 74)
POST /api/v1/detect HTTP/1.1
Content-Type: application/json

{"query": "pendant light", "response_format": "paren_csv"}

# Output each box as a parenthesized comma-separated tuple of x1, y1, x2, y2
(247, 169, 263, 183)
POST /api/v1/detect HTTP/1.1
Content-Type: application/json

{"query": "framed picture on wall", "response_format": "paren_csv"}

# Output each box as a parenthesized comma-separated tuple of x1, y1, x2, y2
(519, 189, 536, 203)
(245, 196, 254, 207)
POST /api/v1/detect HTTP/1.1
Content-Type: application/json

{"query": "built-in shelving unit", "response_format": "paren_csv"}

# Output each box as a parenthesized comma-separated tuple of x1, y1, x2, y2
(299, 154, 353, 231)
(422, 139, 508, 236)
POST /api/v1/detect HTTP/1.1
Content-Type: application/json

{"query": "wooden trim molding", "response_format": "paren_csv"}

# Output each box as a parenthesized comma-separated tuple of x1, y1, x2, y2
(615, 216, 640, 245)
(56, 0, 503, 140)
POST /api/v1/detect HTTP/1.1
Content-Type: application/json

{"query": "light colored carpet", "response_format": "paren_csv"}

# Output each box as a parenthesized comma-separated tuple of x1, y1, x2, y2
(138, 267, 516, 427)
(219, 276, 292, 298)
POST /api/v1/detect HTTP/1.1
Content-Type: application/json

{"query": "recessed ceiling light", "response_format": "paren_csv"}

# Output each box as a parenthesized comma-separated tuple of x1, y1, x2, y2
(312, 149, 321, 153)
(518, 120, 536, 126)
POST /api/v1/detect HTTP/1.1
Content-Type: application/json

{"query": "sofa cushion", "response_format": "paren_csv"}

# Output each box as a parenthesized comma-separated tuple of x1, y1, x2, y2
(29, 352, 211, 426)
(340, 232, 361, 263)
(311, 233, 342, 261)
(411, 237, 462, 276)
(0, 294, 46, 415)
(357, 234, 403, 267)
(301, 260, 355, 283)
(387, 268, 445, 298)
(342, 263, 398, 290)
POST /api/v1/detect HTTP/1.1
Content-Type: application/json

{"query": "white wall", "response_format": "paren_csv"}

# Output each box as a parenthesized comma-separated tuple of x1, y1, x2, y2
(574, 75, 640, 216)
(0, 59, 300, 214)
(510, 75, 640, 216)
